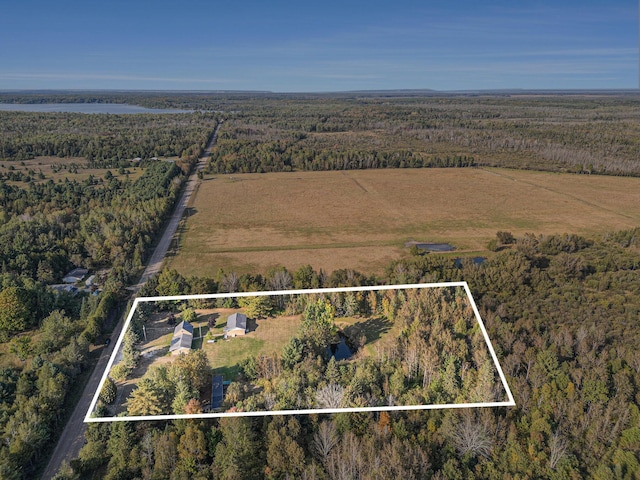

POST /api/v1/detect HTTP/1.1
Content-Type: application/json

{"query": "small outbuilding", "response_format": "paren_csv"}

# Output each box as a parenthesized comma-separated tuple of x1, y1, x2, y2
(49, 284, 79, 295)
(63, 268, 89, 284)
(170, 320, 194, 355)
(224, 313, 247, 337)
(211, 374, 224, 409)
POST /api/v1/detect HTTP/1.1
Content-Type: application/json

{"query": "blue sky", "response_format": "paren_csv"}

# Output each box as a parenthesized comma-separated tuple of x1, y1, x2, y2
(0, 0, 636, 91)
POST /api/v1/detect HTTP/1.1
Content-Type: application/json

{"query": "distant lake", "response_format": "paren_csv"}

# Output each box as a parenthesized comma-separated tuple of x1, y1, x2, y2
(0, 103, 193, 114)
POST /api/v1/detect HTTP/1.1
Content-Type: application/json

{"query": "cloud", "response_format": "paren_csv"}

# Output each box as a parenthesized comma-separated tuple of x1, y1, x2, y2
(0, 72, 232, 84)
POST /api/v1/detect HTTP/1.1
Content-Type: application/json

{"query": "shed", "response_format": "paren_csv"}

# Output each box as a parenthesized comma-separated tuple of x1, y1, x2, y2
(170, 320, 194, 355)
(224, 313, 247, 337)
(211, 374, 224, 409)
(63, 268, 89, 284)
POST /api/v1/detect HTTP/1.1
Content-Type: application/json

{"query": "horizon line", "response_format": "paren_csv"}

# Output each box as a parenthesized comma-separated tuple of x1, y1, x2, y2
(1, 87, 640, 96)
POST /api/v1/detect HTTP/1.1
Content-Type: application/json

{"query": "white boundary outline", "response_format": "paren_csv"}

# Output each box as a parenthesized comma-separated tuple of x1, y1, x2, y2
(85, 282, 515, 422)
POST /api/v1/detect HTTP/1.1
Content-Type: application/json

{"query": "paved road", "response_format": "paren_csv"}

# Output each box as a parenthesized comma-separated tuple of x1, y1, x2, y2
(134, 122, 220, 289)
(41, 123, 221, 480)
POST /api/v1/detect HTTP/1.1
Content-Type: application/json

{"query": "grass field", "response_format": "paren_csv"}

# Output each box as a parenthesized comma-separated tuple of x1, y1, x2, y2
(0, 156, 144, 185)
(204, 312, 302, 379)
(168, 167, 640, 276)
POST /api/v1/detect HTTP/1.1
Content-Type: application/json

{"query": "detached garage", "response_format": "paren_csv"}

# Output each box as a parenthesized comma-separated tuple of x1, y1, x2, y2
(170, 320, 193, 355)
(223, 313, 247, 337)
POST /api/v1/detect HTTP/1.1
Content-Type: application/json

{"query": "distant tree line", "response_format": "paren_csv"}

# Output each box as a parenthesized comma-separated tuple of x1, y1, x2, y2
(0, 111, 218, 165)
(201, 95, 640, 176)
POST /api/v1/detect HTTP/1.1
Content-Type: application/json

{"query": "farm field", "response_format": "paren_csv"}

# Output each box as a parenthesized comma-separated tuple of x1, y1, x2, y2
(168, 167, 640, 276)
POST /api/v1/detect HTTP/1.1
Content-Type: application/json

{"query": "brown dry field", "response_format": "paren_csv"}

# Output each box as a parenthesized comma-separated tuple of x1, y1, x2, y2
(168, 167, 640, 276)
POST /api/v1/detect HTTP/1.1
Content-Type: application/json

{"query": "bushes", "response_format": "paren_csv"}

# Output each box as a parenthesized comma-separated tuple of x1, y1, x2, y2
(80, 292, 117, 344)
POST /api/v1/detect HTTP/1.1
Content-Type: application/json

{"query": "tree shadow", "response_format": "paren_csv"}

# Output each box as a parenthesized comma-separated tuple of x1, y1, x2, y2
(202, 312, 220, 328)
(343, 315, 392, 344)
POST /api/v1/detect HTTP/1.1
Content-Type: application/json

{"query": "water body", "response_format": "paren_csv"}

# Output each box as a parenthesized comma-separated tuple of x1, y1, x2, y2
(455, 257, 486, 267)
(0, 103, 193, 114)
(415, 243, 456, 252)
(327, 334, 354, 361)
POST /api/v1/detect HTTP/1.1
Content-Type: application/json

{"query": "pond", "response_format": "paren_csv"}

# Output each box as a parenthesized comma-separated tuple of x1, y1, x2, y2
(415, 243, 456, 252)
(0, 103, 194, 114)
(455, 257, 486, 267)
(327, 333, 354, 361)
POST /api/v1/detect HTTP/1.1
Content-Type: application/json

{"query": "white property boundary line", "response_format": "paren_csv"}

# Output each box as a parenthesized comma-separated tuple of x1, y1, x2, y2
(85, 282, 515, 422)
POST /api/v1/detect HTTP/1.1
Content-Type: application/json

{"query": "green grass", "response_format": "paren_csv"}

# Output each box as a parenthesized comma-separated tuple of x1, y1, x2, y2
(212, 364, 241, 380)
(205, 337, 266, 376)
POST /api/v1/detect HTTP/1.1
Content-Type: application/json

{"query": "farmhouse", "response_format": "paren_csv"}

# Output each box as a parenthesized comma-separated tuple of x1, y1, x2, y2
(170, 320, 194, 355)
(224, 313, 247, 337)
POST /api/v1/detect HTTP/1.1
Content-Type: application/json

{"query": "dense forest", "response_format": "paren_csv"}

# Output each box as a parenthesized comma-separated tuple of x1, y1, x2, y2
(202, 96, 640, 176)
(0, 103, 216, 479)
(0, 159, 193, 479)
(63, 228, 640, 479)
(0, 161, 183, 288)
(0, 111, 218, 164)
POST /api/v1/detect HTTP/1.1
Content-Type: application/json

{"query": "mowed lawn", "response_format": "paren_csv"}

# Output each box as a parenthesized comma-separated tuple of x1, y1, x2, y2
(203, 313, 302, 379)
(169, 168, 640, 275)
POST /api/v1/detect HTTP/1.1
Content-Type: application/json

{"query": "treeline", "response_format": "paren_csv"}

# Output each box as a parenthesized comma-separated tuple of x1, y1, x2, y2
(63, 228, 640, 479)
(201, 94, 640, 176)
(207, 133, 475, 173)
(0, 111, 217, 164)
(5, 93, 640, 175)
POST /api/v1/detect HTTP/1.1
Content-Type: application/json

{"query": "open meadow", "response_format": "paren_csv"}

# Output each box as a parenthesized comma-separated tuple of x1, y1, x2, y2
(168, 167, 640, 276)
(0, 156, 144, 185)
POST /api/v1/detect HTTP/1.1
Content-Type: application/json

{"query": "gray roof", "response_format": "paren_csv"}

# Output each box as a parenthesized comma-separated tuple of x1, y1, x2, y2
(170, 320, 193, 352)
(174, 320, 194, 336)
(224, 313, 247, 332)
(63, 268, 89, 283)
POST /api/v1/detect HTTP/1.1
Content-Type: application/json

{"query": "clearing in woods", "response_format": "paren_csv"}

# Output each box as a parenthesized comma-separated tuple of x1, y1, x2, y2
(167, 167, 640, 276)
(0, 156, 144, 185)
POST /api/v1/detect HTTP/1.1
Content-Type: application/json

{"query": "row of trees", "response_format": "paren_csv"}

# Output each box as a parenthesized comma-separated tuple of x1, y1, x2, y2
(207, 128, 476, 173)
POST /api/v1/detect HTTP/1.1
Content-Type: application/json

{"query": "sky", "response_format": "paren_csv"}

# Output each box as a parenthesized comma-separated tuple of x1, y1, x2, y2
(0, 0, 637, 92)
